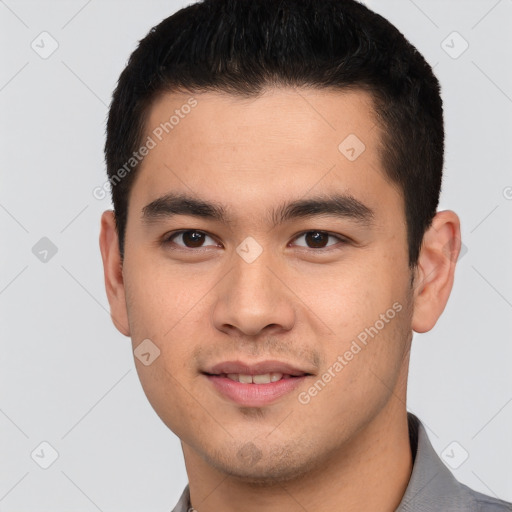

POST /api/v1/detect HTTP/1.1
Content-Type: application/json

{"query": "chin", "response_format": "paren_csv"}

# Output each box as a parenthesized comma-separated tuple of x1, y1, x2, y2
(203, 442, 317, 486)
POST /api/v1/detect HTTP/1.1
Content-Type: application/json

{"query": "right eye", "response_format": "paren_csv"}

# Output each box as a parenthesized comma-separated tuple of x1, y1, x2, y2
(162, 230, 221, 250)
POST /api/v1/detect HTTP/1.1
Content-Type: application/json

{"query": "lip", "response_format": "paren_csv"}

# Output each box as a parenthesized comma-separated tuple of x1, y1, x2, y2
(204, 359, 312, 377)
(205, 374, 309, 406)
(202, 359, 313, 407)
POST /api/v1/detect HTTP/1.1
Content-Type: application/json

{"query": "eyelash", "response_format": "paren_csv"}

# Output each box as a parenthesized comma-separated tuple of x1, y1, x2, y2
(162, 229, 350, 253)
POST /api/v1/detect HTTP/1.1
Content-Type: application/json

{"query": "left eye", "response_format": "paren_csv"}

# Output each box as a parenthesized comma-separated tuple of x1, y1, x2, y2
(291, 231, 346, 250)
(163, 230, 347, 250)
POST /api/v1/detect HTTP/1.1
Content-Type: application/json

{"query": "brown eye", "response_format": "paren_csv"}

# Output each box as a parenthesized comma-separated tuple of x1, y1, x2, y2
(164, 230, 218, 249)
(305, 231, 329, 248)
(292, 231, 347, 250)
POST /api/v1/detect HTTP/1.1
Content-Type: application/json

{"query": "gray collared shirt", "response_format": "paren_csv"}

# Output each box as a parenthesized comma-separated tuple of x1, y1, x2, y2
(171, 412, 511, 511)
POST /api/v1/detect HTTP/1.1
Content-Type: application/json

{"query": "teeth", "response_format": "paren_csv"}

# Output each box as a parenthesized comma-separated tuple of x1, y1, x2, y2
(253, 374, 271, 384)
(225, 372, 284, 383)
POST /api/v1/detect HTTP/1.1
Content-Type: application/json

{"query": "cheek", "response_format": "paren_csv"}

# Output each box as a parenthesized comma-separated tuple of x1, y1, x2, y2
(304, 257, 401, 329)
(124, 264, 206, 434)
(124, 251, 208, 338)
(302, 260, 410, 393)
(133, 357, 206, 441)
(297, 301, 411, 441)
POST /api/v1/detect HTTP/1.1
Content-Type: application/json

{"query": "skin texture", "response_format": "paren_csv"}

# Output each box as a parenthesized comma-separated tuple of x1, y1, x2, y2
(100, 87, 461, 512)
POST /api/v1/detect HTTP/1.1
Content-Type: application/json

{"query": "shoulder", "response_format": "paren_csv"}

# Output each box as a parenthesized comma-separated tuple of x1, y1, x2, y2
(461, 483, 512, 512)
(398, 413, 512, 512)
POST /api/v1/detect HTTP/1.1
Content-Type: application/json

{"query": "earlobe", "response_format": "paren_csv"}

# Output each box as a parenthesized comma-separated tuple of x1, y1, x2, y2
(411, 210, 461, 333)
(99, 210, 131, 337)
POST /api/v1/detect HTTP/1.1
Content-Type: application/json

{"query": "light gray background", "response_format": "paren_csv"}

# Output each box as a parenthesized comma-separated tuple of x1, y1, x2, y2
(1, 0, 511, 510)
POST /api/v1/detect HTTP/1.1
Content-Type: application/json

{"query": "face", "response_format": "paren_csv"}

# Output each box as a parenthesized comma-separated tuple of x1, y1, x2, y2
(104, 87, 419, 483)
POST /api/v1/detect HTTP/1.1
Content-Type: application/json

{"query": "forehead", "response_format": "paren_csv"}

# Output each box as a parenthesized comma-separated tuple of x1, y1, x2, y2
(143, 86, 378, 161)
(130, 86, 401, 228)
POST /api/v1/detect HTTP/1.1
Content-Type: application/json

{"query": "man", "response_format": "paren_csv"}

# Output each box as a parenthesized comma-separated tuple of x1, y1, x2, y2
(99, 0, 511, 510)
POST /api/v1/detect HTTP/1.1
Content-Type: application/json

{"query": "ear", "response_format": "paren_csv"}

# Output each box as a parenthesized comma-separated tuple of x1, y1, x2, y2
(411, 210, 461, 333)
(99, 210, 130, 336)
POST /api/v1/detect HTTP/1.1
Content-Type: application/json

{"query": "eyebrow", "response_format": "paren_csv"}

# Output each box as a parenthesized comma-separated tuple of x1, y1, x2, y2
(141, 191, 375, 228)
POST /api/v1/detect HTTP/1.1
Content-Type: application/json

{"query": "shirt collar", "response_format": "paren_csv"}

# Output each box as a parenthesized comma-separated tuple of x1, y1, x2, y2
(396, 412, 476, 511)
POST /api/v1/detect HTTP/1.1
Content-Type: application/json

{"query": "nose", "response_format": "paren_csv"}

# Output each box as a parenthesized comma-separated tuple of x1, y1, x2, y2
(211, 249, 296, 338)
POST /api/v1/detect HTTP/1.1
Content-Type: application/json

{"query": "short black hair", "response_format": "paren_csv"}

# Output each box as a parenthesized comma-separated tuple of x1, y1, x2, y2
(105, 0, 444, 268)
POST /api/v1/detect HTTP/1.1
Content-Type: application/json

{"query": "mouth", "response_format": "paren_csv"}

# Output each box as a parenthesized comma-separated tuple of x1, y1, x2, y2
(203, 359, 314, 377)
(202, 360, 314, 406)
(203, 372, 304, 384)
